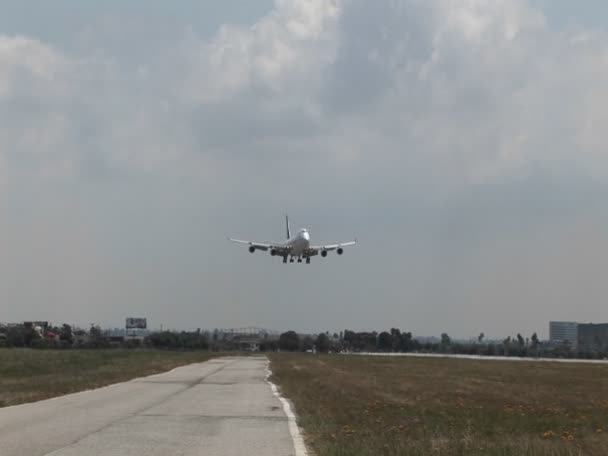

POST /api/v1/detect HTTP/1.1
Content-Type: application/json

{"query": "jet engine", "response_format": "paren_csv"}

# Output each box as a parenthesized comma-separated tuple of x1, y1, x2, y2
(248, 246, 255, 253)
(321, 250, 328, 257)
(270, 249, 277, 256)
(337, 247, 344, 255)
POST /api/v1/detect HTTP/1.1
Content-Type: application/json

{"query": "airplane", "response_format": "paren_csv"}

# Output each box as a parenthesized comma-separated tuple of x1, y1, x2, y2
(229, 216, 356, 264)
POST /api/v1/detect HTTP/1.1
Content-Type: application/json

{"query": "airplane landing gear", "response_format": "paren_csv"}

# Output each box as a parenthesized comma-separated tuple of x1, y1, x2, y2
(289, 257, 295, 263)
(306, 257, 310, 264)
(297, 257, 302, 263)
(283, 256, 287, 264)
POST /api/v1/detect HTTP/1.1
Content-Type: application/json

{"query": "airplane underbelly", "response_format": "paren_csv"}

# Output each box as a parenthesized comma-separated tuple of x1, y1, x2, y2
(291, 239, 309, 256)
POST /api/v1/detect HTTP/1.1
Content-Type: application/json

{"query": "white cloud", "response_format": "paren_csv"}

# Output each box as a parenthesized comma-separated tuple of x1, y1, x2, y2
(2, 0, 607, 190)
(181, 0, 339, 104)
(0, 35, 65, 98)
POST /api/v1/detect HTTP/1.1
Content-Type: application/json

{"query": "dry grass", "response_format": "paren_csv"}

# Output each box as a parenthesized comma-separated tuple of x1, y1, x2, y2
(0, 348, 218, 407)
(269, 354, 608, 456)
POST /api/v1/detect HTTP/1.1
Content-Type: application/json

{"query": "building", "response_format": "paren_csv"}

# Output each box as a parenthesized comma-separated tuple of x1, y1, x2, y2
(549, 321, 578, 347)
(215, 327, 277, 351)
(236, 340, 260, 351)
(578, 323, 608, 352)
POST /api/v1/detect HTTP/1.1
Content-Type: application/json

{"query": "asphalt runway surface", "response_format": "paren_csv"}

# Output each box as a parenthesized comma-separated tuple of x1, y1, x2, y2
(0, 356, 299, 456)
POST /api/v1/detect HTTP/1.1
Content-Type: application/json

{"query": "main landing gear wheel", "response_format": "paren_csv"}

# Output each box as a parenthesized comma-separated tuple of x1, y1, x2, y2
(297, 258, 302, 263)
(289, 257, 295, 263)
(306, 257, 310, 264)
(283, 256, 287, 264)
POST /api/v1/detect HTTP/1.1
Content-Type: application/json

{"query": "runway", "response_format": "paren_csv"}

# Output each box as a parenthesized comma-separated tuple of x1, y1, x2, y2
(0, 356, 300, 456)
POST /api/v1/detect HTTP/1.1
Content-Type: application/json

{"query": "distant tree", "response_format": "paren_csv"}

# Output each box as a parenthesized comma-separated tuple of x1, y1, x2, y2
(517, 333, 525, 348)
(401, 332, 414, 352)
(343, 329, 361, 351)
(6, 327, 25, 347)
(123, 338, 141, 349)
(316, 333, 330, 353)
(87, 325, 106, 348)
(529, 332, 539, 357)
(410, 335, 422, 352)
(30, 338, 48, 349)
(390, 328, 402, 352)
(260, 340, 279, 352)
(300, 335, 315, 352)
(503, 336, 512, 356)
(343, 329, 354, 350)
(329, 336, 343, 353)
(179, 331, 209, 350)
(343, 330, 378, 352)
(146, 330, 209, 350)
(364, 332, 378, 352)
(487, 343, 497, 356)
(441, 333, 451, 347)
(467, 343, 478, 355)
(278, 331, 300, 352)
(73, 329, 86, 347)
(378, 332, 392, 352)
(478, 332, 485, 343)
(148, 331, 177, 348)
(60, 324, 74, 346)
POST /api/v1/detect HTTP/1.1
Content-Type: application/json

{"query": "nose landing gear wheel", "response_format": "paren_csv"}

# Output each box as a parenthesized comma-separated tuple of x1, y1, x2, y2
(283, 256, 287, 264)
(306, 257, 310, 264)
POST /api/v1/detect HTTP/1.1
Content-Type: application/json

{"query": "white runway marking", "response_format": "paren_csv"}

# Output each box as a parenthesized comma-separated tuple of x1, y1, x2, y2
(266, 361, 308, 456)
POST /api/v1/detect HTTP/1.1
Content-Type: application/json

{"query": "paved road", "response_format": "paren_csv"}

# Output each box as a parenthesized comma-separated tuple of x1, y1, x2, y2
(0, 356, 298, 456)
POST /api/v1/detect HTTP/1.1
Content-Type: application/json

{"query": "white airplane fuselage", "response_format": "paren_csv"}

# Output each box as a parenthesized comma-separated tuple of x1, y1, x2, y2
(285, 229, 310, 256)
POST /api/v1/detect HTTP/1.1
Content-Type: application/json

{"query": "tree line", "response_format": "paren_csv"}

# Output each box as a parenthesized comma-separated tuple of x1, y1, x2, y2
(276, 328, 607, 360)
(0, 325, 210, 350)
(1, 324, 605, 360)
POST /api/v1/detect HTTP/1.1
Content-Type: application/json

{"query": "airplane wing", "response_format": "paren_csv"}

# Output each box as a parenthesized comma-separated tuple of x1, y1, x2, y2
(308, 239, 357, 257)
(229, 238, 291, 254)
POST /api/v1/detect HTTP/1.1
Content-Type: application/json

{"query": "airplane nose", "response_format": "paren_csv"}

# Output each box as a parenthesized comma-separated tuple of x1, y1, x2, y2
(303, 231, 310, 241)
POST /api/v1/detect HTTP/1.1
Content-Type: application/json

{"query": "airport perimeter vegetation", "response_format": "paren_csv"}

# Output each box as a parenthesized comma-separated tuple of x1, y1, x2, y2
(269, 353, 608, 456)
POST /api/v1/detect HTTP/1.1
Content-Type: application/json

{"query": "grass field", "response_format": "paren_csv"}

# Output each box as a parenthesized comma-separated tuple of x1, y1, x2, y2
(0, 349, 218, 407)
(269, 354, 608, 456)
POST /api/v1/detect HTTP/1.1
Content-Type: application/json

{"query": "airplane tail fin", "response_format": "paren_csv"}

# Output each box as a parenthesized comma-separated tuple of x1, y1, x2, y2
(285, 215, 291, 239)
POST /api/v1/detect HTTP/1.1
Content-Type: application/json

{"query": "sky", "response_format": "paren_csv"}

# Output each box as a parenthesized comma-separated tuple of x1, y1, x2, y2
(1, 0, 607, 339)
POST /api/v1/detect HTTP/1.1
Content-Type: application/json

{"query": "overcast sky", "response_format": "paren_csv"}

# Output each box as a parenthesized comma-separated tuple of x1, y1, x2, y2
(1, 0, 607, 339)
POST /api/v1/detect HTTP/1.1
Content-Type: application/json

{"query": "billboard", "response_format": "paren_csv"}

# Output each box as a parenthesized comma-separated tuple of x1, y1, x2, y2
(126, 318, 147, 329)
